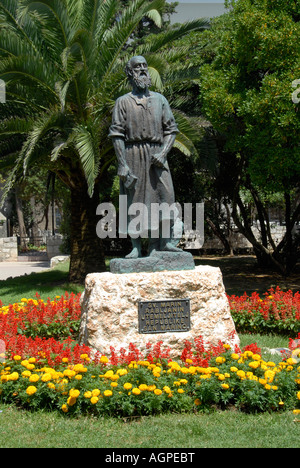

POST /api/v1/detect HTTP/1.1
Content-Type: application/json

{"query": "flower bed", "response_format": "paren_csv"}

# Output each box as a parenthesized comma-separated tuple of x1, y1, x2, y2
(0, 292, 300, 416)
(228, 287, 300, 335)
(0, 344, 299, 416)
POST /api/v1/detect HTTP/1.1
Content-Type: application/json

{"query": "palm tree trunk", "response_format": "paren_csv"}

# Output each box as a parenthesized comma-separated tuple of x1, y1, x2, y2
(68, 182, 106, 283)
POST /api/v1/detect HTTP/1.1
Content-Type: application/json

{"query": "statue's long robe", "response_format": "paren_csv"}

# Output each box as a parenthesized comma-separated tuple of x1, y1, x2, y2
(109, 91, 178, 237)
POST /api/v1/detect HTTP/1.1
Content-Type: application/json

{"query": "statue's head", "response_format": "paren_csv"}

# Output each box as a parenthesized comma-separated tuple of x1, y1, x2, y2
(125, 56, 151, 91)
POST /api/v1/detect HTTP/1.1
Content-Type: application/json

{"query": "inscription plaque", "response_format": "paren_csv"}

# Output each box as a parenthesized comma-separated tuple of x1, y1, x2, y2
(138, 298, 190, 334)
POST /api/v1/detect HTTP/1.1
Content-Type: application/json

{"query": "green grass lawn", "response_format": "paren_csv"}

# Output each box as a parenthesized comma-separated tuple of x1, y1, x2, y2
(0, 402, 299, 448)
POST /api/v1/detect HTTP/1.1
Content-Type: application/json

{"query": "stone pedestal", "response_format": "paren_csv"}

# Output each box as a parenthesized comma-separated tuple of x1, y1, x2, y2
(79, 265, 239, 359)
(110, 251, 195, 274)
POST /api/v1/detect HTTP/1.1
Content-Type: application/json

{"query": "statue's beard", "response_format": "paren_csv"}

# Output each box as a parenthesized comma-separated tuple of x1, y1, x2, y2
(131, 72, 151, 90)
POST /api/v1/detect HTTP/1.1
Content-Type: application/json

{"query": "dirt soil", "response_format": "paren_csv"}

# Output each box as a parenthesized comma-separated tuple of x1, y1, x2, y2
(194, 255, 300, 296)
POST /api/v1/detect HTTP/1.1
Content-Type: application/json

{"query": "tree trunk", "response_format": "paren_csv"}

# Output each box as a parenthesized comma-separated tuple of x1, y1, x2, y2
(68, 182, 106, 283)
(15, 186, 27, 239)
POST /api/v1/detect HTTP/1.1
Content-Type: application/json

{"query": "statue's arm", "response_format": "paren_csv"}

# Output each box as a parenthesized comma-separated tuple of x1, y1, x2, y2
(112, 137, 129, 180)
(152, 96, 178, 169)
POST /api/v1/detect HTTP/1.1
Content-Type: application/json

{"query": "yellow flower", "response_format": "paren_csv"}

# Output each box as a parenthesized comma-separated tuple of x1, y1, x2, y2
(147, 384, 156, 392)
(90, 396, 99, 404)
(75, 375, 82, 380)
(28, 357, 36, 364)
(80, 353, 89, 360)
(293, 409, 300, 414)
(22, 370, 31, 378)
(13, 355, 22, 361)
(123, 382, 132, 390)
(132, 388, 141, 396)
(29, 374, 40, 383)
(47, 382, 55, 390)
(154, 389, 162, 396)
(230, 366, 238, 372)
(73, 363, 87, 373)
(26, 363, 35, 371)
(194, 398, 201, 406)
(61, 404, 68, 413)
(218, 374, 226, 381)
(111, 382, 118, 388)
(8, 372, 19, 381)
(252, 354, 261, 361)
(26, 386, 37, 396)
(62, 357, 69, 363)
(163, 386, 171, 394)
(92, 389, 101, 397)
(63, 369, 76, 378)
(286, 358, 297, 366)
(216, 357, 226, 364)
(221, 383, 229, 390)
(69, 389, 80, 398)
(249, 361, 260, 369)
(41, 373, 52, 382)
(237, 370, 245, 379)
(100, 355, 109, 364)
(84, 391, 92, 398)
(231, 354, 239, 360)
(177, 388, 185, 394)
(103, 390, 113, 397)
(138, 384, 148, 391)
(67, 396, 77, 406)
(279, 401, 284, 406)
(297, 391, 300, 400)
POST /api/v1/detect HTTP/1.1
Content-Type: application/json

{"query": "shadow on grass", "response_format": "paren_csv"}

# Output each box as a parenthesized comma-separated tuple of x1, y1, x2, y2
(0, 262, 84, 304)
(194, 255, 300, 296)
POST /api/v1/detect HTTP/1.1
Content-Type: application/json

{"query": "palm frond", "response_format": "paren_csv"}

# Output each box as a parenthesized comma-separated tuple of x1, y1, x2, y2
(137, 18, 210, 55)
(72, 124, 100, 196)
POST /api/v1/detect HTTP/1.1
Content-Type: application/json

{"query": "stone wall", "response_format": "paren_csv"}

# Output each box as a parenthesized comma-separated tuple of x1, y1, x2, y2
(0, 237, 18, 262)
(0, 212, 7, 238)
(46, 235, 63, 260)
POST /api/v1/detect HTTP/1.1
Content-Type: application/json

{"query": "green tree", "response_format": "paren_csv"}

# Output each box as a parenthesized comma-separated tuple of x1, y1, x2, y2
(0, 0, 208, 282)
(199, 0, 300, 274)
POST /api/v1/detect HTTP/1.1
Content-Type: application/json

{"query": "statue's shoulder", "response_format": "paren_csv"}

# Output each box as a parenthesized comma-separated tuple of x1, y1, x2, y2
(149, 91, 169, 104)
(115, 92, 131, 104)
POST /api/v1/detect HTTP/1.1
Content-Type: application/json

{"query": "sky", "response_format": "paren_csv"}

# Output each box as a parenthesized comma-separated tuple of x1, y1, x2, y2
(168, 0, 225, 3)
(168, 1, 226, 23)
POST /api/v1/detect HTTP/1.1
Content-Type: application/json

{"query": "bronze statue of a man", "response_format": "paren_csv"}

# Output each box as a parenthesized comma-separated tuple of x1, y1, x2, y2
(109, 56, 181, 258)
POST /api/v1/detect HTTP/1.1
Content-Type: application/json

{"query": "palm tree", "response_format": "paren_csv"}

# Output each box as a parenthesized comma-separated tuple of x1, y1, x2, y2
(0, 0, 208, 282)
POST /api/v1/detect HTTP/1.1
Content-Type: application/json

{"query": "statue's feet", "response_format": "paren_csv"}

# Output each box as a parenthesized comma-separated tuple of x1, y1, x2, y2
(125, 247, 141, 259)
(162, 242, 182, 252)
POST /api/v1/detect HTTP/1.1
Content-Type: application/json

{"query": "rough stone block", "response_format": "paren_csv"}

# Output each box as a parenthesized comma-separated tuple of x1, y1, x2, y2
(79, 265, 240, 359)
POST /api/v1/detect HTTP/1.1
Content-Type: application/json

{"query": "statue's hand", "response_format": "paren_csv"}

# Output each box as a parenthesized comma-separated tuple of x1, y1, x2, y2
(118, 164, 130, 181)
(152, 152, 166, 169)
